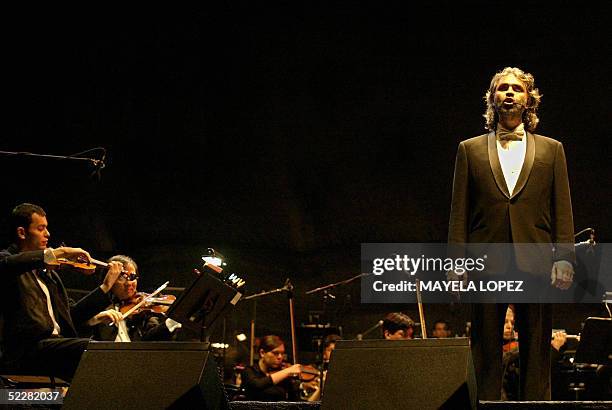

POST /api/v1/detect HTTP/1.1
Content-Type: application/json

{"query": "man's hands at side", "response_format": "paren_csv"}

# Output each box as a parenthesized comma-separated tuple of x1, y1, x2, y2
(551, 260, 574, 290)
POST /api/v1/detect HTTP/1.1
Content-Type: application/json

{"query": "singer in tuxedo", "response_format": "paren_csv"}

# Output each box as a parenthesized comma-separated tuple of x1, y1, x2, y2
(448, 67, 575, 400)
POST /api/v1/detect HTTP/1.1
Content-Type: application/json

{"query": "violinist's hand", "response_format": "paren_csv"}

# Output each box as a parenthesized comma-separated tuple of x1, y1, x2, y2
(90, 309, 124, 325)
(551, 331, 567, 352)
(285, 364, 303, 377)
(270, 364, 303, 385)
(45, 247, 92, 265)
(100, 261, 123, 293)
(301, 380, 321, 402)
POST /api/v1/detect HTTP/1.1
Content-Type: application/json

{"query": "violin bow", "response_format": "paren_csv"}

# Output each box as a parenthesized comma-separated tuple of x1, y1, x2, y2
(415, 278, 427, 339)
(118, 281, 170, 321)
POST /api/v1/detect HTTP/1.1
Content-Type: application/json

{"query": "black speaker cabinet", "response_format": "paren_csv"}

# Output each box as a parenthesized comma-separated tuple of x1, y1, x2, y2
(322, 338, 476, 410)
(63, 342, 228, 410)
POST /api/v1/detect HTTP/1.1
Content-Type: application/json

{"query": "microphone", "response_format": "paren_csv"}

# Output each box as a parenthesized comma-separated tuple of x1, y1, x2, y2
(90, 149, 106, 181)
(356, 320, 384, 340)
(575, 227, 596, 254)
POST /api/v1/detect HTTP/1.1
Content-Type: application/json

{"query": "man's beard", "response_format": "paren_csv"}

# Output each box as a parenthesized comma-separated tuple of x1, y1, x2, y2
(495, 102, 524, 118)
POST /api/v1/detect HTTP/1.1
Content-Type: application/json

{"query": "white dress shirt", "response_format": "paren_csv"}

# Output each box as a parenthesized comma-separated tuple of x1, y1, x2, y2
(496, 123, 526, 196)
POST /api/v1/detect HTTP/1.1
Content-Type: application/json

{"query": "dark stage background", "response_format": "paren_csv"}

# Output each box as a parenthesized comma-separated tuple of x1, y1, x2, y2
(2, 5, 610, 362)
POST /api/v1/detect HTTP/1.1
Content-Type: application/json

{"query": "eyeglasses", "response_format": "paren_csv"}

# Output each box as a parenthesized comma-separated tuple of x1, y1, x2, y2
(118, 272, 139, 282)
(268, 351, 285, 357)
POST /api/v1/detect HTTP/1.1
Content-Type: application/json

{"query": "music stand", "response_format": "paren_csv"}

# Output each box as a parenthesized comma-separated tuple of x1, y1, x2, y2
(574, 317, 612, 365)
(167, 265, 243, 341)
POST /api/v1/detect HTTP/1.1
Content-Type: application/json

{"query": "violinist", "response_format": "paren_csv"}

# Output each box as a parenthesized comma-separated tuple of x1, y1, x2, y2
(0, 203, 123, 381)
(84, 254, 181, 342)
(304, 333, 342, 402)
(322, 333, 341, 371)
(241, 335, 303, 401)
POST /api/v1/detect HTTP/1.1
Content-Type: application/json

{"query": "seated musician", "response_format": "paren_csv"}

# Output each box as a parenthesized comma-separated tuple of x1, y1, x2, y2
(0, 203, 123, 381)
(84, 255, 181, 342)
(432, 319, 452, 338)
(322, 333, 341, 370)
(501, 305, 569, 400)
(382, 312, 415, 340)
(306, 333, 342, 401)
(241, 335, 303, 401)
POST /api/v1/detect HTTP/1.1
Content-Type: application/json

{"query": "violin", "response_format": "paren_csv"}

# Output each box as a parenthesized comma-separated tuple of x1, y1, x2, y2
(119, 292, 176, 318)
(281, 362, 321, 401)
(278, 362, 321, 382)
(47, 258, 96, 275)
(108, 281, 174, 324)
(296, 364, 320, 382)
(48, 257, 131, 276)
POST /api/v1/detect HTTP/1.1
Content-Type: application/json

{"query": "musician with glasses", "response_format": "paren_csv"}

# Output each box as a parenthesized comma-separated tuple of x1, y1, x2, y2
(83, 254, 181, 342)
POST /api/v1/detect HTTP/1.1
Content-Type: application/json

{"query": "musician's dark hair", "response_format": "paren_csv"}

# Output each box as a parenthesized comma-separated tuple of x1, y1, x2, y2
(108, 254, 139, 273)
(382, 312, 414, 335)
(9, 203, 46, 242)
(323, 334, 342, 349)
(259, 335, 284, 353)
(432, 319, 451, 336)
(483, 67, 542, 132)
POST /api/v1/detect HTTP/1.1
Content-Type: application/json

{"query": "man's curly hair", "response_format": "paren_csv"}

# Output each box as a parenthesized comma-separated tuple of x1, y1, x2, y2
(483, 67, 542, 132)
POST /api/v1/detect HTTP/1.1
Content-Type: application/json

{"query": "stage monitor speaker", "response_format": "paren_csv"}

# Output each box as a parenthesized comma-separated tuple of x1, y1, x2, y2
(322, 338, 476, 410)
(63, 342, 228, 410)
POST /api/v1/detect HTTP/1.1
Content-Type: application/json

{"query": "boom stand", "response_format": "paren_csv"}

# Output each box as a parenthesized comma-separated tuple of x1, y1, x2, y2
(243, 279, 293, 365)
(305, 273, 370, 394)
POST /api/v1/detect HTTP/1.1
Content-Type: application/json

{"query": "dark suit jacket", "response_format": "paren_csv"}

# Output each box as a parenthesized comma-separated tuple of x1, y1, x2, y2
(0, 245, 111, 362)
(448, 132, 575, 275)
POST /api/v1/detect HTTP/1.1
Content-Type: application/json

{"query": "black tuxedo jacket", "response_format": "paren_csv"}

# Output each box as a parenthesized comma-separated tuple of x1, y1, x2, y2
(448, 132, 575, 275)
(0, 245, 110, 362)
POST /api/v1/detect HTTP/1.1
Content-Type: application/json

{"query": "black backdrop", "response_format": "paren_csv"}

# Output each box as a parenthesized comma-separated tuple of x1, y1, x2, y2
(2, 5, 610, 362)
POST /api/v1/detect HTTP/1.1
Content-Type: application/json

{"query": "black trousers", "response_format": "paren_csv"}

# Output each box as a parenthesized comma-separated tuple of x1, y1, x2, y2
(471, 303, 552, 400)
(21, 337, 91, 382)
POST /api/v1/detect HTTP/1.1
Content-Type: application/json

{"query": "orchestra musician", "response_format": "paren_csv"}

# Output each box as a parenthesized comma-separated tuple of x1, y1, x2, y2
(241, 335, 304, 401)
(431, 319, 452, 338)
(382, 312, 414, 340)
(501, 305, 570, 400)
(83, 254, 181, 342)
(322, 333, 341, 371)
(307, 333, 342, 401)
(0, 203, 123, 381)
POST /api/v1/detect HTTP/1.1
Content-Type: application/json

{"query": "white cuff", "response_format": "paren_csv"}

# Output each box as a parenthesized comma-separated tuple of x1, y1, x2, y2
(165, 318, 182, 332)
(44, 248, 57, 265)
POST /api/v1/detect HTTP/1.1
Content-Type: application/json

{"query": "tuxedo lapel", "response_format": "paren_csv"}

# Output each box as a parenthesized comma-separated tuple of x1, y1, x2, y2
(509, 132, 535, 200)
(487, 132, 510, 198)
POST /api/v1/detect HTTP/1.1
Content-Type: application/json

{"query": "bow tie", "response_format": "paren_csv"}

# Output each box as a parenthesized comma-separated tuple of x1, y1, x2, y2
(497, 124, 525, 141)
